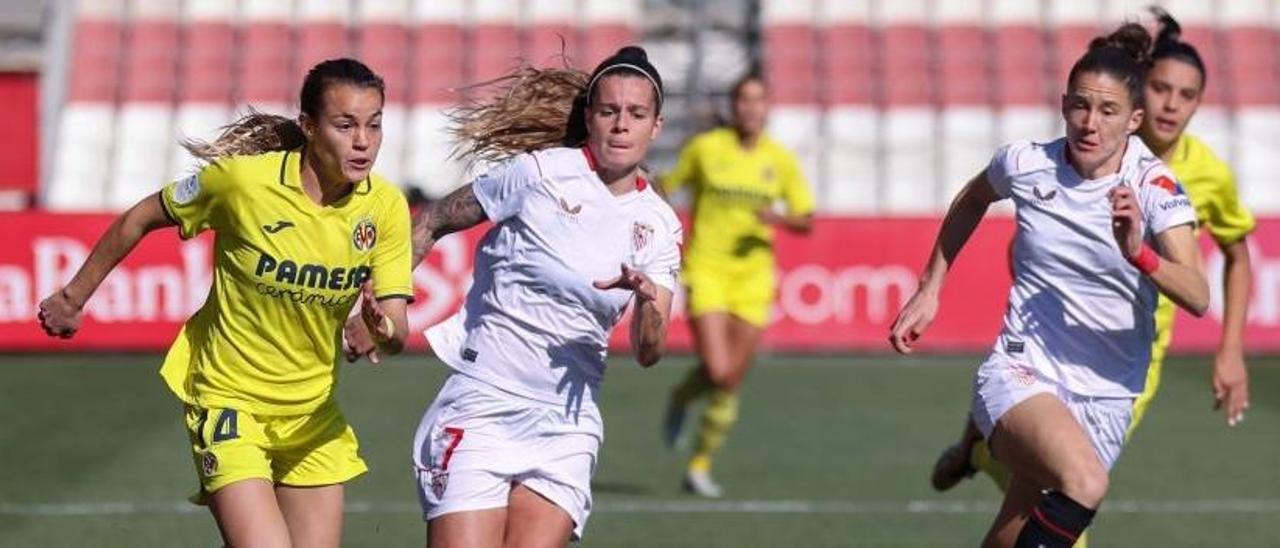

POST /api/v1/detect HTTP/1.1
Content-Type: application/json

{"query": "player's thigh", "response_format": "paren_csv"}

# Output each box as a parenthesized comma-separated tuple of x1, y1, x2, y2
(275, 484, 344, 548)
(725, 314, 765, 378)
(428, 508, 506, 548)
(208, 478, 290, 548)
(690, 312, 735, 376)
(982, 474, 1043, 548)
(988, 393, 1107, 503)
(503, 484, 575, 548)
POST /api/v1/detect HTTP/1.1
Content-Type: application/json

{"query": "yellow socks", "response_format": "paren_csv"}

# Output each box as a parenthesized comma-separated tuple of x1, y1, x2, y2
(691, 389, 740, 469)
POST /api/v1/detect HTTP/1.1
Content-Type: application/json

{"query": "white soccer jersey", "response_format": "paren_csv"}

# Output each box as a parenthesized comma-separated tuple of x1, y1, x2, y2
(987, 135, 1196, 397)
(426, 147, 682, 410)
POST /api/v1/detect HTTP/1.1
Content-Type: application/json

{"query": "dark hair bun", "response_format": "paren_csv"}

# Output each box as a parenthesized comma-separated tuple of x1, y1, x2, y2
(1087, 22, 1153, 66)
(614, 46, 649, 62)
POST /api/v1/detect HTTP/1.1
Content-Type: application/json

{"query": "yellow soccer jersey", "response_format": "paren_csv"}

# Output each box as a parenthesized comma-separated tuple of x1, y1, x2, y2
(663, 127, 814, 270)
(1150, 132, 1256, 364)
(1168, 133, 1256, 246)
(158, 148, 413, 416)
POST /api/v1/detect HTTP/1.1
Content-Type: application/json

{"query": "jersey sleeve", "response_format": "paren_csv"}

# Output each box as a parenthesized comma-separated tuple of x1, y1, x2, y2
(470, 153, 542, 223)
(984, 143, 1019, 198)
(640, 216, 683, 294)
(371, 190, 415, 302)
(160, 162, 235, 240)
(661, 136, 701, 196)
(1139, 166, 1197, 236)
(1198, 167, 1257, 245)
(779, 152, 815, 216)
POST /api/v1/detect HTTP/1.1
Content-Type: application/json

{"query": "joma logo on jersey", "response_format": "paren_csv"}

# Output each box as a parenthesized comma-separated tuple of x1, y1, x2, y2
(254, 253, 371, 290)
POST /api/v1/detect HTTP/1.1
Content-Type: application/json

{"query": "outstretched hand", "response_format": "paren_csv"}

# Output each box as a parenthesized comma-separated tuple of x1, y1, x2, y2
(888, 289, 940, 355)
(593, 264, 658, 302)
(1213, 351, 1250, 427)
(38, 288, 83, 339)
(343, 282, 392, 364)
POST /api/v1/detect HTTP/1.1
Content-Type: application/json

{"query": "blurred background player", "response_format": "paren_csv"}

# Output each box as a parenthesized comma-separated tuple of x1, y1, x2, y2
(36, 58, 413, 547)
(658, 72, 814, 498)
(930, 13, 1255, 547)
(346, 46, 680, 546)
(891, 22, 1208, 548)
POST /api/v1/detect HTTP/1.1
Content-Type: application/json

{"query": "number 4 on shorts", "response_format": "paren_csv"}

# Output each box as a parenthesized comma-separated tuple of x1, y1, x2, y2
(212, 409, 239, 442)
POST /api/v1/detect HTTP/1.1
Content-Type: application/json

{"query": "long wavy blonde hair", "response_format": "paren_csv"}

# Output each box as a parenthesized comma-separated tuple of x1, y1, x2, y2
(447, 64, 591, 168)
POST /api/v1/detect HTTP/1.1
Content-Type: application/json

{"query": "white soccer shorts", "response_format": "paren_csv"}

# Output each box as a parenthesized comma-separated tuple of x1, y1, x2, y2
(972, 354, 1134, 470)
(412, 373, 603, 540)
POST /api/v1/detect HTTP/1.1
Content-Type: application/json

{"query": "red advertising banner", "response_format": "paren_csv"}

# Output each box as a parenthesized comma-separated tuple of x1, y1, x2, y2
(2, 212, 1278, 353)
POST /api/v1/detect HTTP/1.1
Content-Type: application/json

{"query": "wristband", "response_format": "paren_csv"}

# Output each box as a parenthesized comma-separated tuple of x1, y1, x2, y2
(1129, 245, 1160, 275)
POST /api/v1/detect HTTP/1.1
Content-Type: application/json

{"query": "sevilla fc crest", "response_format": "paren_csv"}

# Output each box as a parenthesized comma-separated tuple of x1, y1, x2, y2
(431, 468, 450, 498)
(633, 222, 654, 251)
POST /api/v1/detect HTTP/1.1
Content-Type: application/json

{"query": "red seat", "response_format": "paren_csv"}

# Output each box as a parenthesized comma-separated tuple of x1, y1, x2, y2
(821, 23, 874, 106)
(765, 23, 818, 106)
(411, 23, 464, 105)
(936, 25, 989, 107)
(993, 25, 1051, 107)
(880, 24, 932, 107)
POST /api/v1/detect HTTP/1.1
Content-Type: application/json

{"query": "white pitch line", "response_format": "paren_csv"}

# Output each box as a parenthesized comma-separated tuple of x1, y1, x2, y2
(3, 499, 1280, 518)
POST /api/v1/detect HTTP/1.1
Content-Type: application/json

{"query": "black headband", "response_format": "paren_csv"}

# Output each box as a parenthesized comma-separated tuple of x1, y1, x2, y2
(586, 46, 664, 110)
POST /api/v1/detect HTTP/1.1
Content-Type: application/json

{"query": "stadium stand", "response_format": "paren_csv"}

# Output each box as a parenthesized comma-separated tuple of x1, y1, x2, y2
(35, 0, 1280, 215)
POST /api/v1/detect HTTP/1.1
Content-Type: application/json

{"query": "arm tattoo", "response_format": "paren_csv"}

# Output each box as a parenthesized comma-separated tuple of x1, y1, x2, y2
(411, 185, 488, 266)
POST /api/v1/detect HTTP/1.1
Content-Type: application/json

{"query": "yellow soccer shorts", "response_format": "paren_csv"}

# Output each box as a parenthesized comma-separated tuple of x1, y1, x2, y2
(1128, 311, 1174, 438)
(184, 399, 367, 502)
(684, 261, 775, 327)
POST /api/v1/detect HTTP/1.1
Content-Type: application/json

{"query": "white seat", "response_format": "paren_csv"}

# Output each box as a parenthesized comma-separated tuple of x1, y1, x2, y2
(109, 104, 174, 209)
(168, 104, 232, 179)
(406, 105, 464, 197)
(940, 107, 996, 200)
(822, 107, 879, 213)
(881, 108, 938, 214)
(1232, 108, 1280, 215)
(47, 105, 114, 210)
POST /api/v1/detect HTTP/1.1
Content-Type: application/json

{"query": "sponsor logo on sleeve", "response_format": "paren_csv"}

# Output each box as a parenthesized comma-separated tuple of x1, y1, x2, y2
(173, 175, 201, 205)
(1150, 175, 1185, 196)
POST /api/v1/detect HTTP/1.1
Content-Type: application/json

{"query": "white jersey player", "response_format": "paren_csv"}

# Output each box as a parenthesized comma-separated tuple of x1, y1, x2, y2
(342, 46, 678, 546)
(889, 25, 1209, 548)
(976, 134, 1196, 466)
(413, 146, 680, 540)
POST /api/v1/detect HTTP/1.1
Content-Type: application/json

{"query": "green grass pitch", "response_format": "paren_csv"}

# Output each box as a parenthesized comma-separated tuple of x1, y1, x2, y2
(2, 353, 1277, 546)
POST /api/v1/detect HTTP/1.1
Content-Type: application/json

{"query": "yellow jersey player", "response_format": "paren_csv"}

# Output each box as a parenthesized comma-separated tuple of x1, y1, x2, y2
(929, 10, 1252, 548)
(660, 73, 815, 497)
(37, 58, 413, 547)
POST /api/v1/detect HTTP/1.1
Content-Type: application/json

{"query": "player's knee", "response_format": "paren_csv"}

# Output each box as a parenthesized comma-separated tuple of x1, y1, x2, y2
(1058, 461, 1108, 508)
(704, 364, 738, 390)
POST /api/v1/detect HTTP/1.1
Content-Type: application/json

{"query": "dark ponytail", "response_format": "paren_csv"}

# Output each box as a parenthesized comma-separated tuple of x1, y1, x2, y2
(1150, 6, 1207, 87)
(182, 58, 385, 163)
(1068, 22, 1153, 108)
